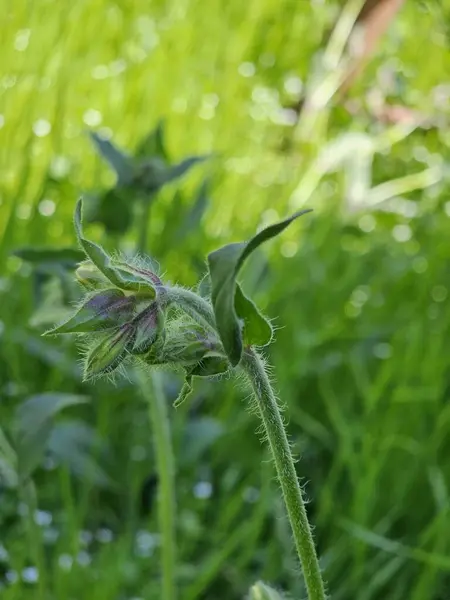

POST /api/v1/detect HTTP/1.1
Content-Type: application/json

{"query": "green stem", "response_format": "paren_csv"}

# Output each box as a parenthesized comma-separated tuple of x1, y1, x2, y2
(165, 286, 326, 599)
(241, 349, 327, 600)
(138, 370, 177, 600)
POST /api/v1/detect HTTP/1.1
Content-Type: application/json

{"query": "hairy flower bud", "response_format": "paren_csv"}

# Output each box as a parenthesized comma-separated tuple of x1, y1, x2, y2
(131, 301, 165, 354)
(248, 582, 286, 600)
(84, 323, 136, 378)
(159, 328, 215, 364)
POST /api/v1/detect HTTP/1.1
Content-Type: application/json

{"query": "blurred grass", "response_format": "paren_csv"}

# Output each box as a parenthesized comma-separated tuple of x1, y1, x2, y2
(1, 0, 450, 599)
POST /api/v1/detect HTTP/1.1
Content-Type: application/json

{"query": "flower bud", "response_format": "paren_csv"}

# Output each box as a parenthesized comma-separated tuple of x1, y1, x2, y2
(131, 302, 165, 354)
(248, 582, 286, 600)
(159, 328, 215, 364)
(84, 323, 136, 378)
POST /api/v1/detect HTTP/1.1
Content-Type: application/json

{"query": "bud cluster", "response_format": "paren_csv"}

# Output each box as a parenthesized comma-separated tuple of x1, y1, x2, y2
(47, 256, 229, 386)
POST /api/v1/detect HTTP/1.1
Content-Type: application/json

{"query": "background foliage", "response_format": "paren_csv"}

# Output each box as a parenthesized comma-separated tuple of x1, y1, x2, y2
(1, 1, 450, 598)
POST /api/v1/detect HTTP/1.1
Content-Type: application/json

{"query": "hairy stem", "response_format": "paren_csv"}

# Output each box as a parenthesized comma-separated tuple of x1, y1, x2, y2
(163, 286, 325, 597)
(138, 370, 177, 600)
(241, 349, 327, 600)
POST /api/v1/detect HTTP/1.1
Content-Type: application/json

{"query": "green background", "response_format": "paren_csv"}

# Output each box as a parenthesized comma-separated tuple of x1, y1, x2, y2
(1, 1, 450, 598)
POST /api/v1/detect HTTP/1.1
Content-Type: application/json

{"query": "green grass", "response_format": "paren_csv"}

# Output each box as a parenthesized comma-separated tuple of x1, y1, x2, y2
(1, 0, 450, 598)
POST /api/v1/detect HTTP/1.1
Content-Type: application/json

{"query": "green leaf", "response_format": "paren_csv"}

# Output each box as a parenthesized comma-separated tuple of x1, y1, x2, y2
(173, 375, 193, 408)
(14, 247, 85, 266)
(235, 284, 272, 346)
(175, 178, 210, 241)
(187, 355, 230, 377)
(0, 426, 18, 488)
(15, 393, 88, 481)
(87, 188, 135, 234)
(45, 288, 136, 335)
(135, 155, 209, 192)
(207, 210, 312, 365)
(135, 120, 168, 160)
(89, 131, 134, 185)
(47, 420, 113, 488)
(161, 155, 210, 186)
(74, 198, 155, 294)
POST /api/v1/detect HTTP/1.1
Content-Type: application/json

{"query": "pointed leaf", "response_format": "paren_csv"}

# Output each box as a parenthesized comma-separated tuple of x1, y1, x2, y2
(135, 120, 168, 160)
(89, 132, 134, 185)
(161, 155, 210, 187)
(45, 289, 135, 335)
(74, 198, 155, 294)
(135, 155, 209, 192)
(235, 284, 272, 347)
(207, 210, 312, 365)
(173, 375, 193, 408)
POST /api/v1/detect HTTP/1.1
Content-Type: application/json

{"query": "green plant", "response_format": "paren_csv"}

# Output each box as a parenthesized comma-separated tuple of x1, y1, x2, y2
(45, 198, 327, 600)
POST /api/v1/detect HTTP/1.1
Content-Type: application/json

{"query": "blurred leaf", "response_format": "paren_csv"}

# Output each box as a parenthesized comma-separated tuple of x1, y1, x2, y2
(0, 457, 18, 488)
(11, 329, 81, 377)
(45, 288, 135, 335)
(14, 247, 85, 266)
(134, 157, 169, 192)
(207, 210, 312, 365)
(0, 427, 18, 488)
(86, 188, 135, 234)
(89, 132, 134, 185)
(15, 393, 88, 481)
(135, 155, 209, 193)
(176, 178, 210, 241)
(161, 155, 210, 187)
(47, 420, 113, 488)
(135, 119, 168, 160)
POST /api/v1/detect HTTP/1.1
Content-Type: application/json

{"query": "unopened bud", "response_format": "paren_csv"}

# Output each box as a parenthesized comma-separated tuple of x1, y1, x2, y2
(248, 582, 286, 600)
(160, 329, 215, 364)
(132, 302, 165, 354)
(84, 323, 136, 378)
